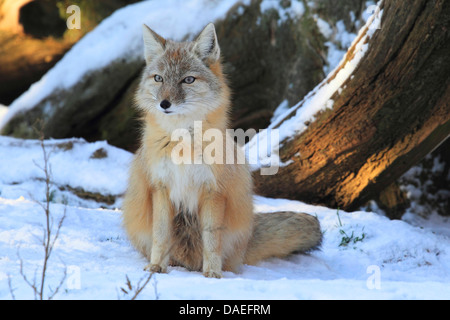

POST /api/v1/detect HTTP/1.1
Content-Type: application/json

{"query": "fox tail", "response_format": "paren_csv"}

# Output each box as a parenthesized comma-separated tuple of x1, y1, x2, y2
(244, 211, 322, 265)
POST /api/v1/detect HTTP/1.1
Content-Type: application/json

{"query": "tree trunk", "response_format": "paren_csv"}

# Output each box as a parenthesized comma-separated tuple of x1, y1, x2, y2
(253, 0, 450, 211)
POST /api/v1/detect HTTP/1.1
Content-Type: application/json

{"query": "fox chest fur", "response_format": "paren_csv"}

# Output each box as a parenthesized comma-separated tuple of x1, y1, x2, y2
(150, 152, 217, 214)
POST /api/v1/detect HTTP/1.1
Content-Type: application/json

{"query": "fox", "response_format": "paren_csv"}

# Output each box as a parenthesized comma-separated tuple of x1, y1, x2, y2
(122, 22, 322, 278)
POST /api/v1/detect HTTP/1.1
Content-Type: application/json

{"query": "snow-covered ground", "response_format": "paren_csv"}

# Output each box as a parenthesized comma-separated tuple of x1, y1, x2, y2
(0, 136, 449, 300)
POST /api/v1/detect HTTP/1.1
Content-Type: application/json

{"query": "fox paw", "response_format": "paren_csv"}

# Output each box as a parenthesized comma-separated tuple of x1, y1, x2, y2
(144, 264, 166, 274)
(203, 270, 222, 279)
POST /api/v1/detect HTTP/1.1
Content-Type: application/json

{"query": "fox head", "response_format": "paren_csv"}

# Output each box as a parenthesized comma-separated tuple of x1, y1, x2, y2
(136, 23, 229, 128)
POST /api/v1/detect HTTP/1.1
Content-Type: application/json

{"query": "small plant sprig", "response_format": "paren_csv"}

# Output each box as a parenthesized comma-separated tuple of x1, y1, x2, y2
(119, 245, 173, 300)
(339, 229, 366, 247)
(336, 207, 343, 227)
(120, 272, 159, 300)
(336, 208, 366, 248)
(11, 120, 67, 300)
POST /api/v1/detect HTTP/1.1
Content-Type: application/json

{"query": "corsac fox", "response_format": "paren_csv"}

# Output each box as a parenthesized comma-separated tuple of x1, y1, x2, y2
(122, 23, 322, 278)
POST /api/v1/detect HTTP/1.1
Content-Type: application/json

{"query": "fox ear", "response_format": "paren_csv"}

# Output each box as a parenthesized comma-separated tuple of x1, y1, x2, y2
(142, 24, 166, 64)
(194, 23, 220, 65)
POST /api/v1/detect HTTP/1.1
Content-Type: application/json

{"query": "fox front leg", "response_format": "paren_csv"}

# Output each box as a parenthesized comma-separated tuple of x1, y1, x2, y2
(200, 193, 225, 279)
(144, 188, 172, 273)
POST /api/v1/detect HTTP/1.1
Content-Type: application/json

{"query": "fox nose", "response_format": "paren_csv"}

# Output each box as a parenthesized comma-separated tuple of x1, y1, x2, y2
(160, 100, 172, 110)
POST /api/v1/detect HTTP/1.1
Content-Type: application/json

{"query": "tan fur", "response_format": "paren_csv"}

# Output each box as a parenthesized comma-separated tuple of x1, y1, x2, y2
(122, 23, 322, 278)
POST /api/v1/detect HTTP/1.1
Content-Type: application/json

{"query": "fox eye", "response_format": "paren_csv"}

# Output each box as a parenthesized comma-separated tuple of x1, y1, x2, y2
(183, 76, 195, 84)
(154, 75, 163, 82)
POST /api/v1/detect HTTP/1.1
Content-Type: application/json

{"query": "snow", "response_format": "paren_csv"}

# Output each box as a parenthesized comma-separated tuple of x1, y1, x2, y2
(260, 0, 305, 24)
(314, 0, 380, 75)
(316, 17, 333, 38)
(0, 0, 250, 131)
(0, 136, 449, 300)
(0, 105, 7, 125)
(397, 153, 450, 224)
(322, 20, 359, 74)
(0, 136, 132, 209)
(363, 1, 379, 22)
(270, 99, 289, 123)
(313, 14, 357, 74)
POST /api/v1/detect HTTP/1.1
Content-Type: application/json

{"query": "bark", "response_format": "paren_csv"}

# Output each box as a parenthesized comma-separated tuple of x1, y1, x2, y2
(253, 0, 450, 211)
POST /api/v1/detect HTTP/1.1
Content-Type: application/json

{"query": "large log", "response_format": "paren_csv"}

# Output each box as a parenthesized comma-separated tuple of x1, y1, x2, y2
(253, 0, 450, 211)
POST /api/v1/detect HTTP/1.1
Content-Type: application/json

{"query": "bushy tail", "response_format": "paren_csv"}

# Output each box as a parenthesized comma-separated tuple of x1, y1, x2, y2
(244, 211, 322, 265)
